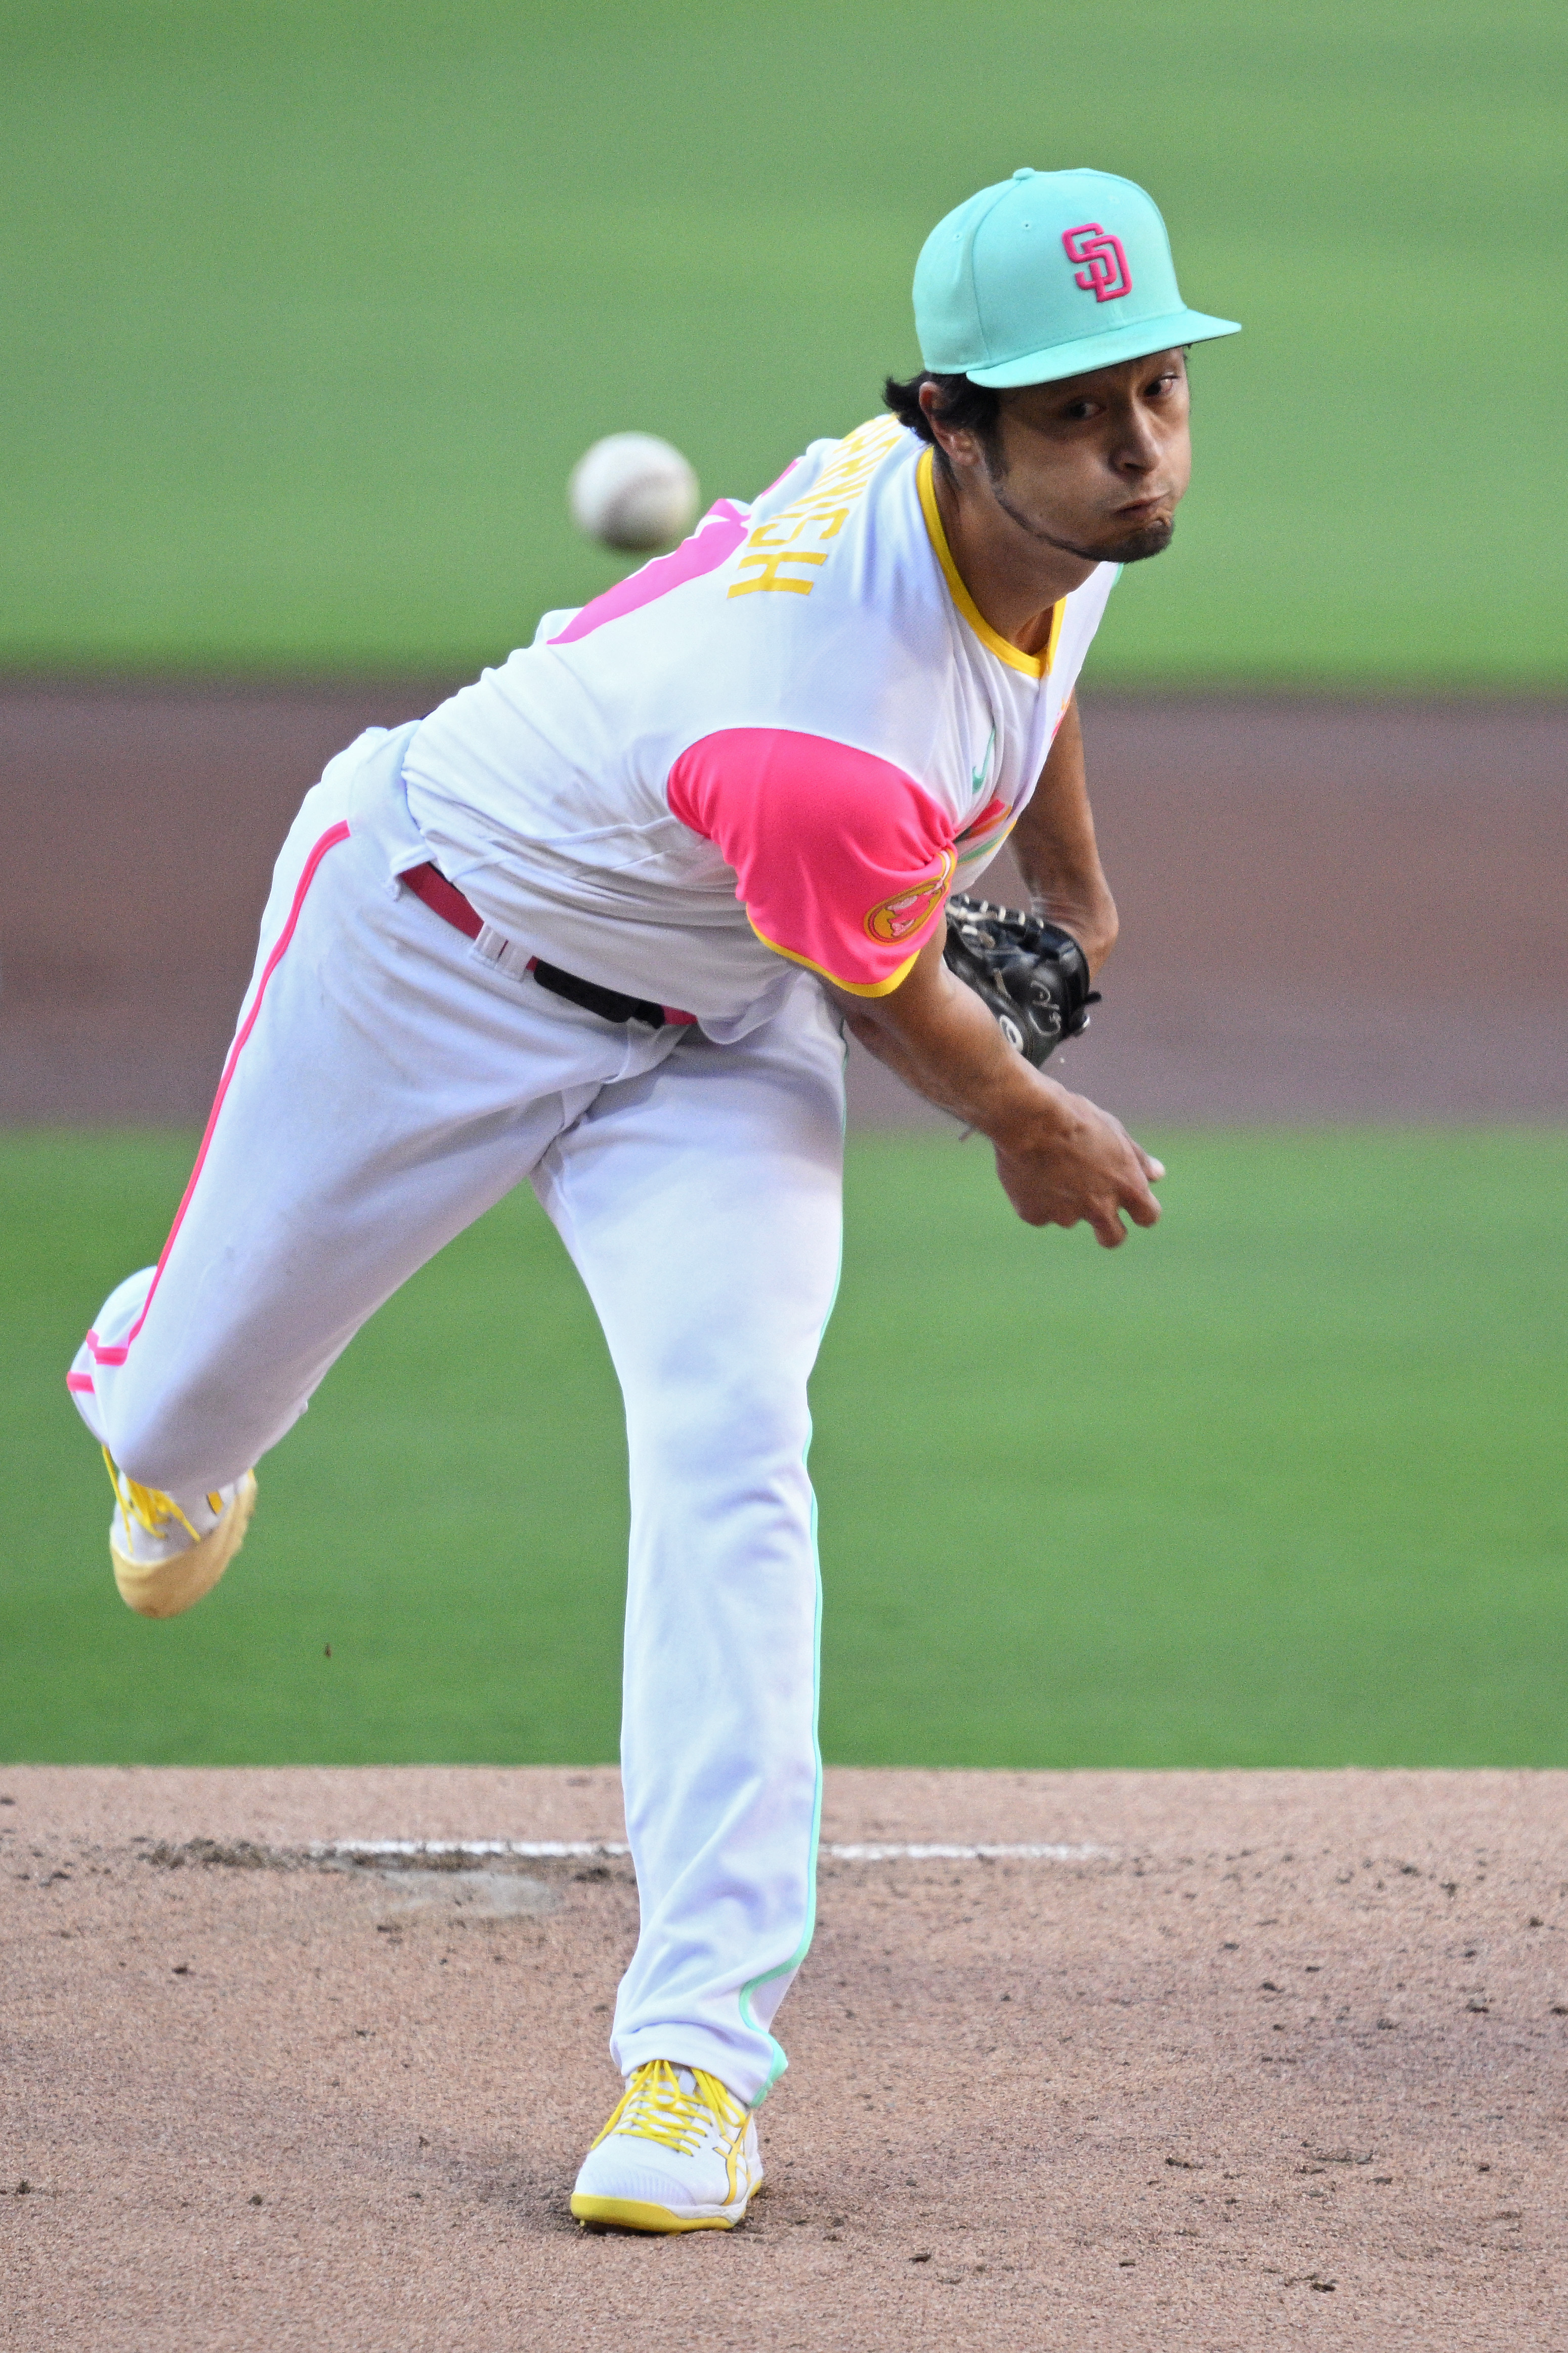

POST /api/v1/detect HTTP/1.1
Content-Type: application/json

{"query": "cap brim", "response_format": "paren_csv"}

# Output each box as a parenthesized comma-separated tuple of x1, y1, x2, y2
(964, 308, 1240, 389)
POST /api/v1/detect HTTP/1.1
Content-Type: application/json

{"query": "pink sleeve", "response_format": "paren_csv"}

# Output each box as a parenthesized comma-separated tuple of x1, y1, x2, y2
(667, 729, 955, 995)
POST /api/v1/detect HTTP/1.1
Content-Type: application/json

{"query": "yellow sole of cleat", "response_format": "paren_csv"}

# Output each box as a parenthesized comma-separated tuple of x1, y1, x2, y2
(570, 2195, 740, 2234)
(111, 1471, 258, 1620)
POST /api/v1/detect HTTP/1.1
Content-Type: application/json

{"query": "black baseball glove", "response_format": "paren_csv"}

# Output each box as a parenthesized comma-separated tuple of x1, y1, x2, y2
(942, 894, 1099, 1068)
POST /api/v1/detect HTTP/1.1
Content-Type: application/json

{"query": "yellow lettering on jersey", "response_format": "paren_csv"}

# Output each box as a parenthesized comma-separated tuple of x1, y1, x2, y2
(728, 416, 903, 598)
(745, 517, 812, 551)
(729, 550, 829, 597)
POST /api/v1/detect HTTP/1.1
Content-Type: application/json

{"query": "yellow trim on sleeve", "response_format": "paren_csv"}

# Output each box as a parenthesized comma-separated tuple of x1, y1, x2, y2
(916, 448, 1062, 678)
(747, 921, 920, 997)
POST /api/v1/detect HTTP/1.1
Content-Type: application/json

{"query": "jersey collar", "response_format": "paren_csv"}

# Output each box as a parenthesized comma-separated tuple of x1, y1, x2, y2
(916, 447, 1063, 680)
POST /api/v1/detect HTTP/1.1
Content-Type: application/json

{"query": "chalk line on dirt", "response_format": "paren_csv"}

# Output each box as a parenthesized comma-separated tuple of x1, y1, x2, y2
(290, 1837, 1115, 1865)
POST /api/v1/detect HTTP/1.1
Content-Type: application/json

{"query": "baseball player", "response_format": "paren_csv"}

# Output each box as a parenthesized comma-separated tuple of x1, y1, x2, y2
(66, 168, 1237, 2232)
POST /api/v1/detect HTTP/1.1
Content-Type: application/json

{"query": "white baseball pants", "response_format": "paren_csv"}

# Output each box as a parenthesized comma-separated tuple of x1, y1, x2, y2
(68, 726, 846, 2106)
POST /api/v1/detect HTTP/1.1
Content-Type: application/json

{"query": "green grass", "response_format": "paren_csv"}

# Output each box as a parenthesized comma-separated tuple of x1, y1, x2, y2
(1, 1, 1562, 684)
(3, 1128, 1564, 1767)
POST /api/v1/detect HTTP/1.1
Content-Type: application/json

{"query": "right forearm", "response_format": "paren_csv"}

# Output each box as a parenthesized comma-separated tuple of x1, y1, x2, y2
(840, 962, 1073, 1148)
(832, 928, 1163, 1246)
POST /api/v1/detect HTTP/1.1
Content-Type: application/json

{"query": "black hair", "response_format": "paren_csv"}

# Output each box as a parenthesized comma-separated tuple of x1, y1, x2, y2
(881, 369, 1003, 465)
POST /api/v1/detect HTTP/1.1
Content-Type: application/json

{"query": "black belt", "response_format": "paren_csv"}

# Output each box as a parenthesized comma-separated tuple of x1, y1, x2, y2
(402, 861, 695, 1030)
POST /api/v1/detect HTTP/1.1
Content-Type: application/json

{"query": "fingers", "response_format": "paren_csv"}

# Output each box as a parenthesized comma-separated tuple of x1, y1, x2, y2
(1104, 1135, 1162, 1235)
(1091, 1173, 1157, 1246)
(1095, 1105, 1164, 1189)
(1120, 1130, 1164, 1222)
(1112, 1119, 1164, 1187)
(1122, 1175, 1162, 1228)
(992, 1119, 1164, 1242)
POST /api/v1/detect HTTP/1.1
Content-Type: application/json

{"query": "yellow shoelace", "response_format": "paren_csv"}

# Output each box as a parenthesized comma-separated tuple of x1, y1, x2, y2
(102, 1447, 202, 1543)
(595, 2060, 746, 2160)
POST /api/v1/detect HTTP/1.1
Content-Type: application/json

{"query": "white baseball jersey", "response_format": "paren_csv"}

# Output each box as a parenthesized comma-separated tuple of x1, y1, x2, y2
(404, 416, 1117, 1029)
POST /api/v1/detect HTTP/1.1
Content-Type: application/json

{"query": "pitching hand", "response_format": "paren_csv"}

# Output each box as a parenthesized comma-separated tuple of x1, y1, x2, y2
(991, 1086, 1163, 1247)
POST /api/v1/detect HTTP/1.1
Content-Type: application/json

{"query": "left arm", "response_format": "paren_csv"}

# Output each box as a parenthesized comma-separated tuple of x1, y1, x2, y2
(1009, 697, 1118, 978)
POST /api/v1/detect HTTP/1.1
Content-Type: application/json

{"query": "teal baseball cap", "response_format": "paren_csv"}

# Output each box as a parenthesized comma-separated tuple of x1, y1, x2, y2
(914, 167, 1240, 388)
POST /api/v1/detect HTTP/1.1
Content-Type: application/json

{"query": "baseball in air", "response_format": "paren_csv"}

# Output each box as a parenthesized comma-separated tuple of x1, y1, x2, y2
(568, 433, 700, 552)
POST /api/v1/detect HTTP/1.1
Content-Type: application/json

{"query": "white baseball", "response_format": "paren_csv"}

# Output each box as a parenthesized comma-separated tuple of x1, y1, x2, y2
(568, 432, 700, 552)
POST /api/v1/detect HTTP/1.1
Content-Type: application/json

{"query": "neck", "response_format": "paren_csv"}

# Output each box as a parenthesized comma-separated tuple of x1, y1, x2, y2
(931, 456, 1095, 656)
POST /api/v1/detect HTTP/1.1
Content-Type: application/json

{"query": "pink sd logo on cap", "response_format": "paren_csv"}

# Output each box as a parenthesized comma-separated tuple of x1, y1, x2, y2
(1062, 223, 1132, 304)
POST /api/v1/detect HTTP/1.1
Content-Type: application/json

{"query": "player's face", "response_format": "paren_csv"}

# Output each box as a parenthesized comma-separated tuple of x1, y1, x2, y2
(983, 350, 1192, 567)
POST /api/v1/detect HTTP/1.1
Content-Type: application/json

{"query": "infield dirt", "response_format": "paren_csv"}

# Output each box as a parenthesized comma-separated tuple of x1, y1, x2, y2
(4, 1765, 1566, 2350)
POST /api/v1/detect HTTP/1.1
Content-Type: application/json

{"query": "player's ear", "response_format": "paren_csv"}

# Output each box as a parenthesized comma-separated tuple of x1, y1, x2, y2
(916, 380, 950, 441)
(920, 390, 977, 474)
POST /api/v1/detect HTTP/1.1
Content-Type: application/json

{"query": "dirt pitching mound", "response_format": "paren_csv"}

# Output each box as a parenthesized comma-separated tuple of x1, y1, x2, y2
(4, 1766, 1564, 2349)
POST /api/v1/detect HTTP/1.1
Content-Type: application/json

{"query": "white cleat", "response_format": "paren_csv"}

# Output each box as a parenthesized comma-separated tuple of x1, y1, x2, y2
(104, 1449, 258, 1619)
(571, 2059, 762, 2233)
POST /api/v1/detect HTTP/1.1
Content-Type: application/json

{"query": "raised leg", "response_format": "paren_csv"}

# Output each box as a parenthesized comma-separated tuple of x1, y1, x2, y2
(69, 747, 675, 1507)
